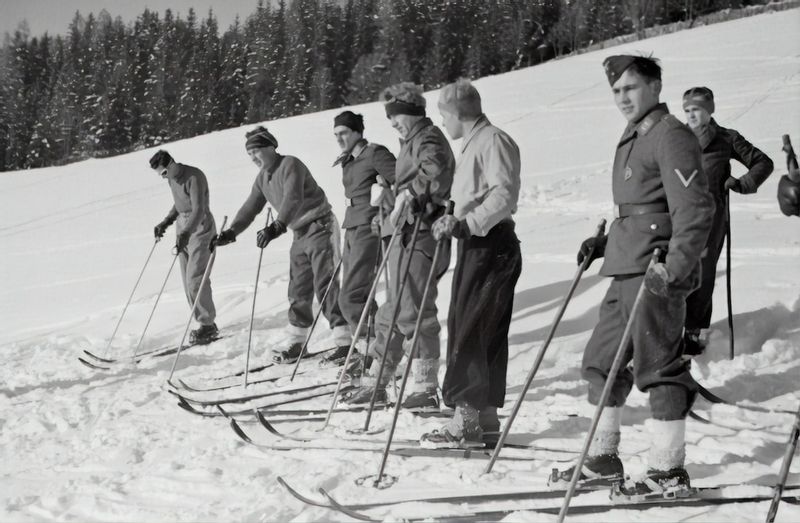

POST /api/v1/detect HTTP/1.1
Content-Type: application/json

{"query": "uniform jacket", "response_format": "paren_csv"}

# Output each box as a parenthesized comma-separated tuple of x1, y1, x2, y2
(335, 139, 397, 228)
(452, 115, 521, 237)
(601, 103, 715, 283)
(384, 117, 454, 235)
(229, 154, 331, 235)
(695, 118, 773, 202)
(165, 163, 214, 235)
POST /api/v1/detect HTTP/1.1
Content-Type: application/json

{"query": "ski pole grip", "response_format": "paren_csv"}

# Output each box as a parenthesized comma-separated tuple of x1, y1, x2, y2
(594, 218, 607, 238)
(650, 248, 661, 266)
(445, 200, 454, 215)
(783, 134, 800, 182)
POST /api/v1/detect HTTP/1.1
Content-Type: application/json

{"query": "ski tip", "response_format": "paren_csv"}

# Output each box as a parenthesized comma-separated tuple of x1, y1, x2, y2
(230, 419, 254, 444)
(217, 405, 230, 418)
(78, 357, 110, 371)
(277, 477, 330, 508)
(318, 488, 379, 522)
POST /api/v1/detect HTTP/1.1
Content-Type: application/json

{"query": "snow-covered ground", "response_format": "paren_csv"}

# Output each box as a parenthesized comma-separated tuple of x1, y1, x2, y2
(2, 9, 799, 522)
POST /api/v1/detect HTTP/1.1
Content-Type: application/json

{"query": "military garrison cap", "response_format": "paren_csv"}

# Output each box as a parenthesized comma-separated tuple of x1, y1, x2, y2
(603, 55, 662, 85)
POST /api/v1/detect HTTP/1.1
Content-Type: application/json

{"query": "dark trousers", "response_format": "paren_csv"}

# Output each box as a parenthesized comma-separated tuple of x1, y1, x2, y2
(339, 224, 381, 334)
(685, 201, 727, 331)
(442, 222, 522, 410)
(581, 271, 700, 420)
(288, 215, 347, 329)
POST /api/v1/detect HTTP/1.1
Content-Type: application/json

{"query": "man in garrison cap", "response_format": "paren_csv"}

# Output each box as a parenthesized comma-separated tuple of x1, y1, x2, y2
(551, 55, 715, 496)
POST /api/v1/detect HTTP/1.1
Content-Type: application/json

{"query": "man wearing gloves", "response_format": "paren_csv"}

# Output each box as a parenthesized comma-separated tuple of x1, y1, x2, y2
(213, 126, 351, 363)
(420, 79, 522, 448)
(151, 150, 219, 345)
(331, 111, 397, 367)
(343, 82, 454, 410)
(553, 56, 714, 495)
(681, 87, 773, 354)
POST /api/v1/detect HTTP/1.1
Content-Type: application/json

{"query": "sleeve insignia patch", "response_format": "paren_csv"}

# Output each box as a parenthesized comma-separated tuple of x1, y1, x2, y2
(674, 168, 698, 187)
(624, 166, 632, 180)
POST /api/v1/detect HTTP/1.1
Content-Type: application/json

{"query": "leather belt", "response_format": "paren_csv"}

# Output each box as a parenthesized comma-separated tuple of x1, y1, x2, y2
(614, 202, 668, 218)
(345, 196, 370, 207)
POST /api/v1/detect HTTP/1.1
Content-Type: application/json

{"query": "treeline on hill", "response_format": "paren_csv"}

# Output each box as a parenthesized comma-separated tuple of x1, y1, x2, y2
(0, 0, 762, 171)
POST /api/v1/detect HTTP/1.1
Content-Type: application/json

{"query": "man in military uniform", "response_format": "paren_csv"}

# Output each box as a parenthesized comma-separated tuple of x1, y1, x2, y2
(213, 127, 351, 362)
(553, 56, 714, 495)
(330, 111, 397, 367)
(151, 150, 219, 345)
(681, 86, 773, 355)
(343, 83, 454, 410)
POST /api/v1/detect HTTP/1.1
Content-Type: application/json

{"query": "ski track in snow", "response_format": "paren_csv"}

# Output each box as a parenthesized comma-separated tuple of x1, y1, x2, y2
(1, 10, 800, 522)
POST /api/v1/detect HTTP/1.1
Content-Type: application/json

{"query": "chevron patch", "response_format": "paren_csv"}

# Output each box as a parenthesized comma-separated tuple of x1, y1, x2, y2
(674, 168, 698, 187)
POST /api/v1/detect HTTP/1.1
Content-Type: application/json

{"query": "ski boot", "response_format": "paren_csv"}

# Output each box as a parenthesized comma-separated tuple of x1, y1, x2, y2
(479, 407, 502, 446)
(189, 323, 218, 345)
(337, 352, 374, 384)
(548, 454, 624, 489)
(272, 342, 303, 364)
(319, 345, 351, 367)
(341, 384, 388, 405)
(420, 403, 484, 449)
(401, 389, 440, 411)
(611, 467, 695, 502)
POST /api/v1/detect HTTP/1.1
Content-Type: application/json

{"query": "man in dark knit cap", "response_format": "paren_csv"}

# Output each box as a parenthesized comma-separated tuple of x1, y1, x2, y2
(343, 83, 454, 410)
(151, 149, 219, 345)
(213, 126, 351, 363)
(681, 86, 773, 355)
(329, 111, 397, 367)
(552, 55, 714, 496)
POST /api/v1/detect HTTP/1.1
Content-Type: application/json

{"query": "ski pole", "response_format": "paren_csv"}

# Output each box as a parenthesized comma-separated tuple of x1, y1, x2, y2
(132, 252, 180, 358)
(373, 202, 453, 487)
(725, 191, 734, 360)
(320, 216, 405, 430)
(167, 216, 227, 382)
(784, 134, 799, 180)
(359, 223, 386, 378)
(485, 218, 606, 474)
(244, 208, 273, 387)
(557, 248, 660, 523)
(766, 400, 800, 522)
(101, 238, 161, 358)
(363, 211, 424, 432)
(289, 256, 343, 381)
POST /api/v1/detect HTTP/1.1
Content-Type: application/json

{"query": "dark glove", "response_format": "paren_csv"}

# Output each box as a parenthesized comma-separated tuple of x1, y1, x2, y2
(256, 220, 287, 248)
(644, 262, 671, 297)
(577, 235, 607, 267)
(176, 231, 190, 252)
(723, 177, 741, 193)
(778, 174, 800, 217)
(210, 229, 236, 251)
(154, 220, 170, 239)
(432, 215, 470, 240)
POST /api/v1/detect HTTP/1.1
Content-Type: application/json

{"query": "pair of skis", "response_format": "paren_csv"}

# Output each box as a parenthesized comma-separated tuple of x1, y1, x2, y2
(78, 336, 224, 371)
(277, 478, 800, 522)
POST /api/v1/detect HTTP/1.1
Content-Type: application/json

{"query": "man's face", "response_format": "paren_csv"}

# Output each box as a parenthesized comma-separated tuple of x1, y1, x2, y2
(684, 105, 711, 130)
(153, 161, 172, 179)
(333, 126, 361, 153)
(612, 69, 661, 123)
(388, 114, 418, 138)
(439, 108, 462, 140)
(248, 147, 271, 169)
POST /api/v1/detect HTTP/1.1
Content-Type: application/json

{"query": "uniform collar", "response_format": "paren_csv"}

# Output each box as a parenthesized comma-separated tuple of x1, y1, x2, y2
(619, 103, 669, 144)
(333, 139, 368, 167)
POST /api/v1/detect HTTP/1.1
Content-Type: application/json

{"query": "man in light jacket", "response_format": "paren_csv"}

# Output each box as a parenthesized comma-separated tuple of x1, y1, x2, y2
(421, 79, 522, 448)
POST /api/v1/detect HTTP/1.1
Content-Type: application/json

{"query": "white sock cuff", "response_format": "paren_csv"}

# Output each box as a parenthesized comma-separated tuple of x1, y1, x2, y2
(647, 418, 686, 470)
(597, 407, 623, 433)
(286, 324, 308, 343)
(331, 324, 352, 346)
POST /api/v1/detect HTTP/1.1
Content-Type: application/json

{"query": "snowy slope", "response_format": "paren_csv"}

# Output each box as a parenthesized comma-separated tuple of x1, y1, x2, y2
(1, 9, 799, 522)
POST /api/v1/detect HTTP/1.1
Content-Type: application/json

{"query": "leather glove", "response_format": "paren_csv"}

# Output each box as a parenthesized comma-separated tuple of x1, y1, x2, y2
(723, 176, 741, 193)
(210, 229, 236, 251)
(154, 220, 170, 239)
(432, 215, 470, 240)
(644, 262, 671, 297)
(176, 231, 190, 252)
(576, 235, 607, 267)
(256, 220, 287, 248)
(389, 190, 413, 227)
(777, 174, 800, 217)
(370, 213, 383, 236)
